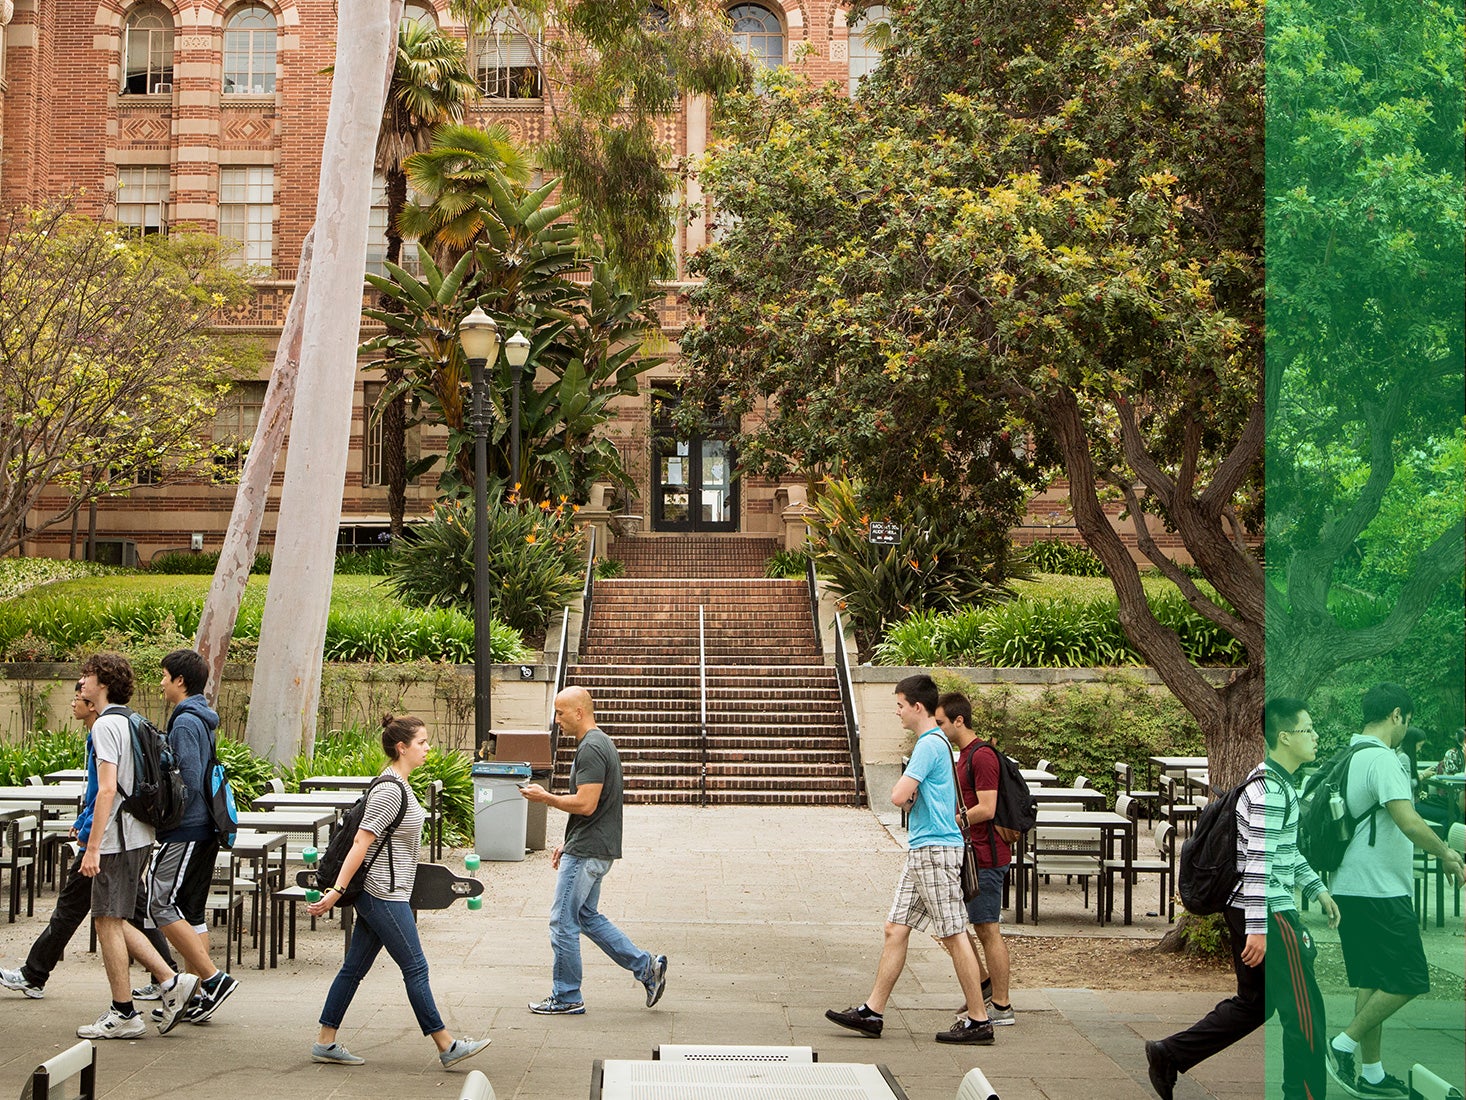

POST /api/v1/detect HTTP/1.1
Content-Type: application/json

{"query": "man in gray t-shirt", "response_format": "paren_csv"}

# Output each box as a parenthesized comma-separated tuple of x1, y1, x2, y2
(520, 687, 666, 1015)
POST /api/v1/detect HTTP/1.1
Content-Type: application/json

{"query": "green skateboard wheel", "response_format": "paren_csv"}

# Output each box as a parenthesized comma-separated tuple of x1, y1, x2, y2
(302, 848, 318, 864)
(467, 896, 482, 911)
(306, 889, 322, 903)
(464, 854, 481, 872)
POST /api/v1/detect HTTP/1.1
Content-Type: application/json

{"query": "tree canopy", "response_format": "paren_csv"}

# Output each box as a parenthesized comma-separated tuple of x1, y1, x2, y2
(0, 203, 256, 556)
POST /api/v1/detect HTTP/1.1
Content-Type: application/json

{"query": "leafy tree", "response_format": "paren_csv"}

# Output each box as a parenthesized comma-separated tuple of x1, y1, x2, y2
(682, 0, 1269, 783)
(373, 21, 478, 538)
(397, 121, 532, 266)
(0, 203, 254, 557)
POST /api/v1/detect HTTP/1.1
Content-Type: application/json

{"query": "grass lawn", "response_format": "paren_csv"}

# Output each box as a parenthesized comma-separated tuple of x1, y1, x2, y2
(1011, 572, 1187, 602)
(3, 572, 396, 614)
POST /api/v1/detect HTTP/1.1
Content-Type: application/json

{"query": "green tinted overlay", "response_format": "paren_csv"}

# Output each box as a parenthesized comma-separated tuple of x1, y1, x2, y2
(1265, 0, 1464, 1094)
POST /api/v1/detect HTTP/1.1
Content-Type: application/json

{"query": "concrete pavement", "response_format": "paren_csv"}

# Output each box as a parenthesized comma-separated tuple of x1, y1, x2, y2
(0, 805, 1456, 1099)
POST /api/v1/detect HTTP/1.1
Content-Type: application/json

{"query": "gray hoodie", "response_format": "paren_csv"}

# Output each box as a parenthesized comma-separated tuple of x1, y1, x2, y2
(159, 693, 221, 843)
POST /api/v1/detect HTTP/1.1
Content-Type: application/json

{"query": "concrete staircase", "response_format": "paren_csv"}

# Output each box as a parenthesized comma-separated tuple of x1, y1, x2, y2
(562, 536, 861, 805)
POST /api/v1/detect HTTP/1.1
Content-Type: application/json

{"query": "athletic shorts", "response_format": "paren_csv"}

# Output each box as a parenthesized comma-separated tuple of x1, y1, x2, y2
(92, 847, 151, 919)
(964, 866, 1008, 926)
(148, 838, 220, 932)
(1335, 895, 1429, 996)
(888, 846, 967, 938)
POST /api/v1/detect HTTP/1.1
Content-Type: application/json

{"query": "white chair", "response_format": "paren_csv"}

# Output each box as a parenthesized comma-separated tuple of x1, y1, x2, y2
(456, 1069, 496, 1100)
(1103, 821, 1175, 923)
(1073, 775, 1092, 790)
(1027, 826, 1103, 923)
(22, 1039, 96, 1100)
(956, 1066, 999, 1100)
(1035, 759, 1052, 773)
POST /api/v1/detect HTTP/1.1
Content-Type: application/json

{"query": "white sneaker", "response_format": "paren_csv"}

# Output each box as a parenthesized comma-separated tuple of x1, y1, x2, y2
(132, 982, 163, 1001)
(155, 973, 200, 1035)
(77, 1008, 146, 1040)
(1, 967, 44, 999)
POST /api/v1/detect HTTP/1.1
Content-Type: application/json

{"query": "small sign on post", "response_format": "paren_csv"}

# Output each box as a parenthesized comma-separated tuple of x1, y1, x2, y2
(867, 521, 902, 545)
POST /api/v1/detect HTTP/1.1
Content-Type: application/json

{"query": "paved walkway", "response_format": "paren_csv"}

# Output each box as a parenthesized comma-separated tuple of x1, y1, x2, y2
(0, 805, 1458, 1099)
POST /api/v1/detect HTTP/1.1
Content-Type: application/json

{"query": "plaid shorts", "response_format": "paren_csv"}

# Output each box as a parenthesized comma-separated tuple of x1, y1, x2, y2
(887, 845, 967, 938)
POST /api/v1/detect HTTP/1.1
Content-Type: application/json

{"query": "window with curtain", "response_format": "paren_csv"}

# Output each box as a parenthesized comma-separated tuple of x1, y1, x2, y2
(362, 382, 386, 486)
(211, 381, 268, 480)
(116, 166, 170, 235)
(477, 12, 542, 98)
(728, 4, 782, 69)
(224, 5, 277, 93)
(121, 3, 174, 94)
(219, 165, 275, 268)
(847, 5, 886, 94)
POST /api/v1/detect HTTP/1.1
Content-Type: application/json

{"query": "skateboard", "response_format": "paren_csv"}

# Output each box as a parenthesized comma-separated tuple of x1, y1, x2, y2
(295, 863, 484, 910)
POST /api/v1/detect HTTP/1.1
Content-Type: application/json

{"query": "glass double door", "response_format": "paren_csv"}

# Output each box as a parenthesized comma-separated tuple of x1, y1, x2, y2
(652, 396, 738, 531)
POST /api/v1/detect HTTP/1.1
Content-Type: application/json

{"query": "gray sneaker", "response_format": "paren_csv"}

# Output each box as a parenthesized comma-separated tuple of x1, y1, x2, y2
(312, 1042, 365, 1066)
(1, 967, 44, 999)
(643, 954, 668, 1008)
(154, 972, 200, 1035)
(132, 981, 163, 1001)
(987, 1004, 1016, 1026)
(527, 996, 585, 1015)
(439, 1036, 491, 1069)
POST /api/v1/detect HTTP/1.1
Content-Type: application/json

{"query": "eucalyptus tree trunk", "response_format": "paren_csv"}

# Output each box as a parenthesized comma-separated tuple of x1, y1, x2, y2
(243, 0, 397, 762)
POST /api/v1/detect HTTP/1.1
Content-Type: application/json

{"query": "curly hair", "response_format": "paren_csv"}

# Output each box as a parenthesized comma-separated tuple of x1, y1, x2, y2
(79, 651, 135, 706)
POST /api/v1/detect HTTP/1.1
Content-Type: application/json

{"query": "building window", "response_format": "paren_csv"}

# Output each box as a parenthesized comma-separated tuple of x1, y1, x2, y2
(402, 1, 437, 26)
(477, 13, 542, 98)
(728, 4, 782, 69)
(116, 166, 170, 235)
(224, 6, 277, 94)
(848, 5, 886, 94)
(366, 174, 423, 277)
(363, 382, 386, 486)
(121, 3, 174, 95)
(212, 381, 267, 480)
(219, 165, 274, 268)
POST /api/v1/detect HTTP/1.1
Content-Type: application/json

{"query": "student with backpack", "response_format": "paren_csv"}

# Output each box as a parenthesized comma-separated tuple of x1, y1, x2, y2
(1146, 697, 1339, 1100)
(306, 714, 490, 1071)
(1321, 684, 1465, 1100)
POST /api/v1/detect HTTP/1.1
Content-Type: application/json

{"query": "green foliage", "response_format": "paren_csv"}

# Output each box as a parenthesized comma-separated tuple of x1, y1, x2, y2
(0, 729, 85, 786)
(1174, 911, 1231, 958)
(809, 477, 1020, 654)
(281, 725, 473, 845)
(0, 559, 116, 601)
(594, 557, 626, 579)
(763, 547, 815, 579)
(322, 604, 528, 663)
(386, 499, 584, 641)
(1023, 540, 1106, 578)
(943, 676, 1207, 801)
(149, 550, 272, 575)
(875, 592, 1242, 668)
(333, 548, 398, 576)
(214, 734, 278, 809)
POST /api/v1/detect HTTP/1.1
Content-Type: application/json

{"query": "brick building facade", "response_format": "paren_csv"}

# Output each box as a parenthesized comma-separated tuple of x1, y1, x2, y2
(1, 0, 1164, 562)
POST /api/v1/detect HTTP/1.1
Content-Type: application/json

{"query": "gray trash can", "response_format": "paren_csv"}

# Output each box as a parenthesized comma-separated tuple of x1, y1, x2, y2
(471, 761, 532, 862)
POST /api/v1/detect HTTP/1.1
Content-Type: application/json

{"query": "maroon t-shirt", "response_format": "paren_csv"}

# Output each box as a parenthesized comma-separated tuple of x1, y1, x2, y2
(957, 739, 1012, 868)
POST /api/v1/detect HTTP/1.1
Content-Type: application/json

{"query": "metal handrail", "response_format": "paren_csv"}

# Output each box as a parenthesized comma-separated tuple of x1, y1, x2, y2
(548, 608, 570, 734)
(576, 524, 597, 656)
(698, 604, 708, 808)
(552, 525, 597, 774)
(804, 553, 823, 658)
(833, 611, 865, 800)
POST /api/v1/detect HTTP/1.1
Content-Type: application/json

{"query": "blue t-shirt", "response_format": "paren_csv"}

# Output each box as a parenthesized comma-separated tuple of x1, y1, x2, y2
(905, 730, 963, 849)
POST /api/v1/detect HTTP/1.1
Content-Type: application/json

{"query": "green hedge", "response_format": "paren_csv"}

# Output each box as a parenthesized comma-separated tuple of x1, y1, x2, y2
(0, 729, 85, 786)
(1022, 539, 1106, 577)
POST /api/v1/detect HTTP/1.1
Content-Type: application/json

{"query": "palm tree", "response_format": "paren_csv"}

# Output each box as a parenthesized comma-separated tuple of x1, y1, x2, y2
(375, 21, 476, 537)
(398, 121, 532, 267)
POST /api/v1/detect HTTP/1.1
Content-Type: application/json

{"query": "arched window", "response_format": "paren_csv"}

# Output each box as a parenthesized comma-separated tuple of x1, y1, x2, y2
(402, 1, 437, 27)
(477, 11, 541, 98)
(847, 5, 886, 94)
(728, 4, 782, 69)
(121, 3, 174, 95)
(224, 5, 277, 94)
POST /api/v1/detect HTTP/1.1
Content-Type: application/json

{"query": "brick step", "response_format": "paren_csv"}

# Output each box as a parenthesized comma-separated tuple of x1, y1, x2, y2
(585, 686, 841, 701)
(610, 748, 855, 765)
(590, 707, 844, 724)
(561, 734, 851, 753)
(620, 772, 859, 792)
(569, 667, 837, 681)
(625, 791, 862, 805)
(579, 653, 822, 665)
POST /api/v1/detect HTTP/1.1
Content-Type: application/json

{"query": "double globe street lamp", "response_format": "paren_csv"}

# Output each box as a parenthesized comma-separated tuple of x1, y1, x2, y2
(458, 306, 532, 754)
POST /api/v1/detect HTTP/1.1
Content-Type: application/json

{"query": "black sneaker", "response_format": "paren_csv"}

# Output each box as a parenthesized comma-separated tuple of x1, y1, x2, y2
(642, 954, 667, 1008)
(825, 1004, 883, 1037)
(1325, 1040, 1362, 1098)
(188, 972, 239, 1024)
(1355, 1073, 1408, 1100)
(935, 1016, 995, 1045)
(1146, 1040, 1178, 1100)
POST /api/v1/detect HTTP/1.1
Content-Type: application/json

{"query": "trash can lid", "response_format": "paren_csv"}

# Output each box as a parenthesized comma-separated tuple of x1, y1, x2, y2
(471, 761, 533, 779)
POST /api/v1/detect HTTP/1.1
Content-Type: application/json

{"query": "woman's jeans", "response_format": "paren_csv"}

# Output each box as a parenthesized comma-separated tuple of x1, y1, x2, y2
(550, 853, 652, 1004)
(320, 891, 444, 1035)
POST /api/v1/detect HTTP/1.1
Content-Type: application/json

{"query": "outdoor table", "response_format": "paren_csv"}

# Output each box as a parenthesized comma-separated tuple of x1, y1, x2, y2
(235, 810, 337, 845)
(251, 791, 361, 815)
(1014, 809, 1135, 926)
(298, 775, 376, 792)
(42, 769, 86, 784)
(589, 1060, 910, 1099)
(1027, 786, 1107, 807)
(1020, 769, 1059, 786)
(1148, 755, 1209, 788)
(228, 829, 288, 971)
(0, 786, 86, 817)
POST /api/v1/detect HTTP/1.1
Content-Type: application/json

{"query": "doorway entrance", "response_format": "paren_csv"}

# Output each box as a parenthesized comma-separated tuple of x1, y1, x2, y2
(651, 392, 739, 531)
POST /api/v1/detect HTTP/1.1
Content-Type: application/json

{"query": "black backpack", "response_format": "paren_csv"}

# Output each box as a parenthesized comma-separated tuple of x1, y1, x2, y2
(1179, 771, 1269, 915)
(968, 743, 1038, 860)
(314, 775, 410, 906)
(1298, 742, 1391, 874)
(103, 705, 188, 834)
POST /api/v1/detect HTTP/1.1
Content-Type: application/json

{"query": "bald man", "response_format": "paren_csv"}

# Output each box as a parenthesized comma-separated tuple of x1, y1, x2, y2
(520, 687, 667, 1015)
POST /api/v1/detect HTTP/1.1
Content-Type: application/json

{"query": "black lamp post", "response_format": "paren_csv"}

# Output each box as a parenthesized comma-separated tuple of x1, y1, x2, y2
(459, 305, 500, 756)
(504, 330, 531, 490)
